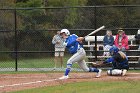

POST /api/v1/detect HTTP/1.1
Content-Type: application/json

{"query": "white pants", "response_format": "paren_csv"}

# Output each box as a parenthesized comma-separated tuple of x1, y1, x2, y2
(103, 45, 112, 56)
(67, 48, 89, 72)
(107, 69, 122, 76)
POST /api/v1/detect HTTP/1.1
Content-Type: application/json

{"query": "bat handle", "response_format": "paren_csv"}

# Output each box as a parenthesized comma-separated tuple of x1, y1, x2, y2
(84, 36, 88, 39)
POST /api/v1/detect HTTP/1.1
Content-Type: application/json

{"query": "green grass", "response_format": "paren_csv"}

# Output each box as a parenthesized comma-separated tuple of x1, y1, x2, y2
(0, 71, 60, 74)
(0, 58, 60, 68)
(128, 70, 140, 73)
(0, 70, 139, 74)
(10, 81, 140, 93)
(0, 56, 139, 72)
(0, 55, 83, 68)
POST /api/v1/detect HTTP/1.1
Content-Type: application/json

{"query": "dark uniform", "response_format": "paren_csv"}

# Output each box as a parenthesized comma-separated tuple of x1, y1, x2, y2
(104, 50, 129, 70)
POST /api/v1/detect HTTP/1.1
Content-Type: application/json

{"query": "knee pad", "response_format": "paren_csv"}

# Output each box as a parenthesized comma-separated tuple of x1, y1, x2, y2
(107, 69, 122, 76)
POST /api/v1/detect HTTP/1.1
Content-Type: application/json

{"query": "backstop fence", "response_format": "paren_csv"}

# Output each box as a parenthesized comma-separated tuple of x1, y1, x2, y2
(0, 5, 139, 71)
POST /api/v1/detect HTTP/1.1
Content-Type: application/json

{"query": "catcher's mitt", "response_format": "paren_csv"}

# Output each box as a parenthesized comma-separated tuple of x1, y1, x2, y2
(92, 61, 104, 67)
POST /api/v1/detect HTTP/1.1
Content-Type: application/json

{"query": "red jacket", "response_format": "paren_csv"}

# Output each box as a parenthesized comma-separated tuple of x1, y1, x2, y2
(114, 33, 129, 49)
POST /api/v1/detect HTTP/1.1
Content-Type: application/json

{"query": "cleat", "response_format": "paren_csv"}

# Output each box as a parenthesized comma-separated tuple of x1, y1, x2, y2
(59, 75, 69, 80)
(122, 69, 127, 76)
(96, 69, 102, 78)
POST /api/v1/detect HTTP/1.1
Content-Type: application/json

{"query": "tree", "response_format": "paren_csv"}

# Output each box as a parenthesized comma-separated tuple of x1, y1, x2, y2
(86, 0, 140, 29)
(16, 0, 29, 3)
(45, 0, 87, 28)
(87, 0, 140, 5)
(0, 0, 15, 59)
(16, 0, 44, 30)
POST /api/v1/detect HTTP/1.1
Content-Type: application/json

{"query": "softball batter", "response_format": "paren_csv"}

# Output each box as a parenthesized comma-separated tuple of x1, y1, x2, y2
(59, 29, 102, 80)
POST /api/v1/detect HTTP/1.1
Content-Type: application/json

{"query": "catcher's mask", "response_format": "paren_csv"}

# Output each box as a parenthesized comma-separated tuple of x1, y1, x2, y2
(109, 46, 119, 56)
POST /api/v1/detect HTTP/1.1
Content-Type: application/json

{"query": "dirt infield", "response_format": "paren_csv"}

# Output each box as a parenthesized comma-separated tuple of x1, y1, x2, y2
(0, 72, 140, 92)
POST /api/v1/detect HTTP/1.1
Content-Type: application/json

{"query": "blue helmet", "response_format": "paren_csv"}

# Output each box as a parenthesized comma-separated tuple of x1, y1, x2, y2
(109, 46, 119, 55)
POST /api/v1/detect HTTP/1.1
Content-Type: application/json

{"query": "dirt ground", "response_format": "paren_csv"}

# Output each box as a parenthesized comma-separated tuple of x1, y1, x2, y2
(0, 72, 140, 93)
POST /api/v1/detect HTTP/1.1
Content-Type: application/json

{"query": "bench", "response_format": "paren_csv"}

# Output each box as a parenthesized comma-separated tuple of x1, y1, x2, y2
(84, 35, 135, 46)
(83, 35, 140, 69)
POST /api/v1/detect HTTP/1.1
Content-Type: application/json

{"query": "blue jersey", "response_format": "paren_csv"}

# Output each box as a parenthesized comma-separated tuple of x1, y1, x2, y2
(64, 34, 83, 54)
(104, 52, 129, 70)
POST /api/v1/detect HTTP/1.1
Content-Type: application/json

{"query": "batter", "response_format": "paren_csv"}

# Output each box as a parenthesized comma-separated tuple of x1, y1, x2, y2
(59, 29, 102, 80)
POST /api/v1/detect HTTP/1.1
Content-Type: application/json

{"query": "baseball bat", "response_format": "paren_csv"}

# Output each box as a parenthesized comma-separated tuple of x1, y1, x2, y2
(84, 26, 105, 38)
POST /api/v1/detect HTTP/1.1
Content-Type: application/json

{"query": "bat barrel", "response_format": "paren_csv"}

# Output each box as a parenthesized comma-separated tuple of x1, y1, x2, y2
(85, 26, 105, 38)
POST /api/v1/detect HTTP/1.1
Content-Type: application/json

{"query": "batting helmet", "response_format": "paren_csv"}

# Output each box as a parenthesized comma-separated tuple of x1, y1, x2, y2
(60, 29, 70, 36)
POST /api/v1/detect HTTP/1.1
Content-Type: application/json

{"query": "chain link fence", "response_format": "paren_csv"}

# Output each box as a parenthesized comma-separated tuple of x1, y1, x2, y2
(0, 5, 139, 71)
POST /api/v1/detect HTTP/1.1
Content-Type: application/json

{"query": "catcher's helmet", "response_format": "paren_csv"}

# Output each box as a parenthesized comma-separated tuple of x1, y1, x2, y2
(109, 46, 119, 55)
(60, 29, 70, 36)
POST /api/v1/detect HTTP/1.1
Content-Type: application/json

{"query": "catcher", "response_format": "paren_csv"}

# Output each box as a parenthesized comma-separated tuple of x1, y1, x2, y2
(95, 46, 129, 76)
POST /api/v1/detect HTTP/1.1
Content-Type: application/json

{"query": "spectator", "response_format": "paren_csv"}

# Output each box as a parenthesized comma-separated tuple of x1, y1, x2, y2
(135, 29, 140, 50)
(114, 29, 129, 51)
(52, 31, 65, 69)
(103, 30, 114, 56)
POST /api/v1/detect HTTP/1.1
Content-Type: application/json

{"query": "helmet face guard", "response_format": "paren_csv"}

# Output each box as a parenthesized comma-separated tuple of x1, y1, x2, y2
(110, 51, 114, 56)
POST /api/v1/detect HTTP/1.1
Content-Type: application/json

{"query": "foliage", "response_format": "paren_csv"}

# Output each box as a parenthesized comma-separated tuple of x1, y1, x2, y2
(0, 0, 15, 8)
(0, 0, 15, 30)
(14, 0, 55, 58)
(47, 0, 87, 7)
(46, 0, 87, 28)
(87, 0, 140, 5)
(86, 0, 140, 28)
(16, 0, 43, 7)
(16, 0, 44, 30)
(0, 0, 139, 59)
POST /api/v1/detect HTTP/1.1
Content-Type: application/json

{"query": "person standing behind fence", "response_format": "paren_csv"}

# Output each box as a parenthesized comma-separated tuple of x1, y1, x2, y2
(103, 30, 114, 56)
(52, 31, 65, 69)
(114, 29, 129, 52)
(135, 29, 140, 50)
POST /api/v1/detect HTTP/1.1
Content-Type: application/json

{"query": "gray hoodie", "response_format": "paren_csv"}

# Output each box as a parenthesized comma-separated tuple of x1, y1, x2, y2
(52, 34, 65, 48)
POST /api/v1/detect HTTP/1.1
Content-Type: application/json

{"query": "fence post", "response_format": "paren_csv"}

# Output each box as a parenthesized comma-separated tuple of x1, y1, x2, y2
(14, 9, 18, 71)
(94, 6, 97, 62)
